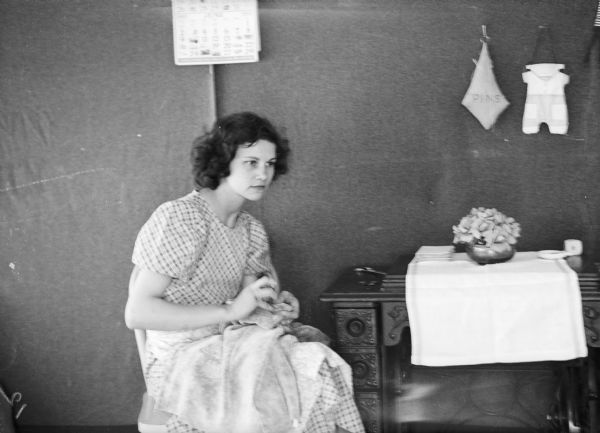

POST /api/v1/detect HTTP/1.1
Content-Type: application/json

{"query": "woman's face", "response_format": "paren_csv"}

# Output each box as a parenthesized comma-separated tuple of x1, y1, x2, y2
(225, 139, 277, 201)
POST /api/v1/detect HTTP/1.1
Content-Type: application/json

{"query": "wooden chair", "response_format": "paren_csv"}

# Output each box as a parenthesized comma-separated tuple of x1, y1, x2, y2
(134, 329, 170, 433)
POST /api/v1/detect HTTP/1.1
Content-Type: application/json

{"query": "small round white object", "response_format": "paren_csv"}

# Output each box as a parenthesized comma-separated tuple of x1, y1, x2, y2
(537, 250, 568, 260)
(564, 239, 583, 256)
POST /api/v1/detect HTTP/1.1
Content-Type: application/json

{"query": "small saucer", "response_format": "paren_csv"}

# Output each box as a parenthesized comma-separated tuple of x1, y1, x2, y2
(537, 250, 568, 260)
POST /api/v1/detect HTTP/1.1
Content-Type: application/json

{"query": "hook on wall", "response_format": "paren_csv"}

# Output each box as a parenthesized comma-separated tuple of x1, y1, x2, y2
(480, 25, 490, 44)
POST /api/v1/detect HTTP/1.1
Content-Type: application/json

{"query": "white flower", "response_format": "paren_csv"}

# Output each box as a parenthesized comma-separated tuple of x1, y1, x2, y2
(452, 207, 520, 246)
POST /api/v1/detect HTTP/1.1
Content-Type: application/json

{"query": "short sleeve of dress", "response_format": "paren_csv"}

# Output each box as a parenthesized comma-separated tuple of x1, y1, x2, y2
(244, 215, 276, 279)
(132, 200, 205, 280)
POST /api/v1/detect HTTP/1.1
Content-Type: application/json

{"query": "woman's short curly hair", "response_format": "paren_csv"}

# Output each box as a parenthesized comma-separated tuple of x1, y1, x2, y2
(191, 112, 290, 190)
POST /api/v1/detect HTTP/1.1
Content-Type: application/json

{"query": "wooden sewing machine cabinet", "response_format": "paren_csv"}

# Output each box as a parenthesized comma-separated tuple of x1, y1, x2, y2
(320, 254, 600, 433)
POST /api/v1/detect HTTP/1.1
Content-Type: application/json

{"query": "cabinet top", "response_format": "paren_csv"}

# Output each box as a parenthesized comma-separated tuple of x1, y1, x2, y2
(320, 254, 600, 303)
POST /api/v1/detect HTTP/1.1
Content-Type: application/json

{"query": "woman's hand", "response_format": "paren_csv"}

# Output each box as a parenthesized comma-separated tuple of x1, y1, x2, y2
(273, 290, 300, 324)
(226, 276, 278, 321)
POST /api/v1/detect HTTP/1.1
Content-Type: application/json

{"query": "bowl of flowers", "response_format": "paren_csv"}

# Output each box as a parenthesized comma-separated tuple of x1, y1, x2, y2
(452, 207, 521, 265)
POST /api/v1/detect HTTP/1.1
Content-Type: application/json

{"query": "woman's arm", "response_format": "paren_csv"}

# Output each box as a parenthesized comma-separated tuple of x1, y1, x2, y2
(124, 266, 277, 331)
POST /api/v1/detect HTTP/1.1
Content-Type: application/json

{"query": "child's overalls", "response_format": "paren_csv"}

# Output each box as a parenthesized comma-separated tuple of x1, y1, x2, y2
(522, 63, 569, 134)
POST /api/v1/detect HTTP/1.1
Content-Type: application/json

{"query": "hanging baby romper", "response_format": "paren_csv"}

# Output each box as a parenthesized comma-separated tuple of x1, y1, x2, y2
(521, 25, 569, 135)
(522, 63, 569, 134)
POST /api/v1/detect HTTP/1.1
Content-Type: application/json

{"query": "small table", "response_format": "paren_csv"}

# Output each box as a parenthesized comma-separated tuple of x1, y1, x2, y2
(320, 254, 600, 433)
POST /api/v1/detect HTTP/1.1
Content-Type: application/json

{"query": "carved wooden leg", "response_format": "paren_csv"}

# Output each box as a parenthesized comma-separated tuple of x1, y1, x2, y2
(588, 349, 598, 433)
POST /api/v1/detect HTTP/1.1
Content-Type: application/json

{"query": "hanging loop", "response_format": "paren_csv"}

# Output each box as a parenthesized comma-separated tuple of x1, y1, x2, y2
(480, 25, 490, 44)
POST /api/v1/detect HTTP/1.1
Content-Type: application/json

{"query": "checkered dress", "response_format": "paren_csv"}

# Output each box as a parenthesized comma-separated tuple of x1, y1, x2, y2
(132, 190, 365, 433)
(133, 191, 274, 393)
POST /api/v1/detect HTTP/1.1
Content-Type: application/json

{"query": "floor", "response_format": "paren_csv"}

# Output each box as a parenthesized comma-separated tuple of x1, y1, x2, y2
(19, 423, 562, 433)
(18, 427, 138, 433)
(402, 426, 544, 433)
(17, 426, 541, 433)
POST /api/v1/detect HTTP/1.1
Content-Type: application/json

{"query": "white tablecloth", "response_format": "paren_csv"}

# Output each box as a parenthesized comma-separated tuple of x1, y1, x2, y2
(406, 251, 588, 366)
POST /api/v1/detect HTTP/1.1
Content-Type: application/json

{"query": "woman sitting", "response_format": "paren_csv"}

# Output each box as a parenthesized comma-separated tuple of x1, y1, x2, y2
(124, 112, 365, 433)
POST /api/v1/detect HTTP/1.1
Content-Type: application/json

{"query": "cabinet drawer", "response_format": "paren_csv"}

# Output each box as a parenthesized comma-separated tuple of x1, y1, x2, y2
(338, 347, 380, 389)
(355, 392, 381, 433)
(334, 308, 377, 347)
(583, 301, 600, 347)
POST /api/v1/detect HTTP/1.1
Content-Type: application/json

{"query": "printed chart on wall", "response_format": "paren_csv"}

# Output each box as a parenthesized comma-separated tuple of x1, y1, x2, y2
(172, 0, 260, 65)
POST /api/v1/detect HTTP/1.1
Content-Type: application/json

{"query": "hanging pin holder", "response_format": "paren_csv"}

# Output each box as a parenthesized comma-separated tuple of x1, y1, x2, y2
(461, 25, 510, 130)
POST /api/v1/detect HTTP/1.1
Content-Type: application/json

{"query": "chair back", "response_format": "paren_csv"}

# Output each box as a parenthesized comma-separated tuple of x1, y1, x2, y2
(134, 328, 170, 431)
(134, 328, 148, 387)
